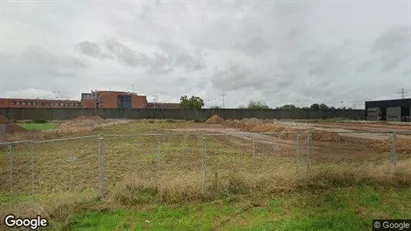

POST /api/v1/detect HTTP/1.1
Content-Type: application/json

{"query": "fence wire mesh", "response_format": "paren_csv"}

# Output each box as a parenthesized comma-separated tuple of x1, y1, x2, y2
(1, 129, 410, 219)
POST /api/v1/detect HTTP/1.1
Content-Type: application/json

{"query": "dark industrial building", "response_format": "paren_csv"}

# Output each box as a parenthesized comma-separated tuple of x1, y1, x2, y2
(365, 98, 411, 122)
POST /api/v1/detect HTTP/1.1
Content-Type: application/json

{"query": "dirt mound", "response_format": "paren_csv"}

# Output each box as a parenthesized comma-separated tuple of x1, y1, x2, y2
(222, 120, 238, 127)
(241, 118, 260, 124)
(311, 130, 344, 142)
(367, 138, 411, 154)
(5, 124, 27, 134)
(0, 115, 9, 124)
(205, 115, 223, 124)
(73, 116, 103, 121)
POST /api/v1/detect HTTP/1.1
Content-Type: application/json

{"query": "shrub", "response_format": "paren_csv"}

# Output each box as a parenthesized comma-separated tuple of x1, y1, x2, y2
(32, 119, 48, 123)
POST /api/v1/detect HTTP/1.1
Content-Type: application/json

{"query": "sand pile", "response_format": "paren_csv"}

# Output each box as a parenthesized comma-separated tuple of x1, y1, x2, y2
(0, 115, 28, 134)
(241, 118, 260, 124)
(205, 115, 224, 124)
(58, 116, 104, 130)
(310, 130, 344, 143)
(0, 115, 9, 124)
(222, 120, 238, 127)
(368, 138, 411, 154)
(218, 118, 346, 144)
(73, 116, 103, 121)
(5, 124, 27, 134)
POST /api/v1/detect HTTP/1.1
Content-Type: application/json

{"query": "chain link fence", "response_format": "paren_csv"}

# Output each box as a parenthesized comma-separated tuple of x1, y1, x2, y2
(1, 129, 409, 220)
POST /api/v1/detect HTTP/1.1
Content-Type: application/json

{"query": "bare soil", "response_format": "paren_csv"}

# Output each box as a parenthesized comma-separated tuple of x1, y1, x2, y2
(169, 119, 411, 162)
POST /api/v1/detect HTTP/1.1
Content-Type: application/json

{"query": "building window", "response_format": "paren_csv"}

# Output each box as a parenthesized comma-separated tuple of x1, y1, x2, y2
(16, 102, 20, 105)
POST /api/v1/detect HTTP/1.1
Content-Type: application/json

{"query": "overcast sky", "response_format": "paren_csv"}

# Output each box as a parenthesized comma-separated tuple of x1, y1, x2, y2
(1, 1, 410, 109)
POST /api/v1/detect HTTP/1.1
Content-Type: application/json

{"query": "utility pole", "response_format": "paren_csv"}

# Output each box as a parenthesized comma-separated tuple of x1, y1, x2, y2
(222, 90, 226, 109)
(94, 90, 98, 115)
(398, 88, 407, 99)
(52, 89, 60, 100)
(154, 93, 158, 109)
(132, 84, 134, 93)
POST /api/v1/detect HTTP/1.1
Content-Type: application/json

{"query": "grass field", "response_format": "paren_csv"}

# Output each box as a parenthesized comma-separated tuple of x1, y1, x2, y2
(1, 119, 411, 230)
(18, 121, 60, 131)
(67, 186, 411, 230)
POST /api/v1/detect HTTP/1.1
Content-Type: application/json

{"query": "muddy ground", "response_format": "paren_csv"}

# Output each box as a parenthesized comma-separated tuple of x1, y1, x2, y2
(168, 120, 411, 164)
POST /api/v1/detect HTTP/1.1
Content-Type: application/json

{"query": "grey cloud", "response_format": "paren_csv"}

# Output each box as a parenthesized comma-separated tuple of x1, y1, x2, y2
(211, 64, 293, 93)
(76, 40, 206, 73)
(22, 46, 88, 76)
(4, 2, 409, 108)
(76, 41, 108, 60)
(3, 46, 89, 98)
(373, 26, 409, 72)
(234, 36, 269, 56)
(104, 39, 149, 67)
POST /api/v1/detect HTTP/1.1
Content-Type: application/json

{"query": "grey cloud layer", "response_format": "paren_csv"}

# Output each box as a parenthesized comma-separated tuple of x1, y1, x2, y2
(2, 1, 410, 108)
(76, 39, 206, 74)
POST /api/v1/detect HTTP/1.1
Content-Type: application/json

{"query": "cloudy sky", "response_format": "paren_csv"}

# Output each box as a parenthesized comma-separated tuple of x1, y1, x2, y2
(1, 1, 410, 109)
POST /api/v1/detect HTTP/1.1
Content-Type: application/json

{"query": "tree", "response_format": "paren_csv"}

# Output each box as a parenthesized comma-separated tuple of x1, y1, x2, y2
(319, 103, 329, 111)
(276, 104, 298, 110)
(310, 103, 320, 110)
(247, 101, 270, 110)
(239, 105, 246, 109)
(180, 95, 204, 109)
(210, 105, 221, 109)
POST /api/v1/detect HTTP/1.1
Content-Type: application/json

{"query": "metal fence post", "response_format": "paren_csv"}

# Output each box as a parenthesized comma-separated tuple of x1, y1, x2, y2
(202, 137, 207, 191)
(252, 134, 255, 170)
(98, 137, 105, 198)
(157, 135, 161, 170)
(30, 142, 35, 202)
(9, 144, 13, 195)
(392, 131, 398, 166)
(307, 132, 312, 170)
(296, 134, 301, 173)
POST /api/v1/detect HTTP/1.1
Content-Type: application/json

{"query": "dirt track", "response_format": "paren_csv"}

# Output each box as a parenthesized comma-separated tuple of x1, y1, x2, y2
(169, 120, 411, 163)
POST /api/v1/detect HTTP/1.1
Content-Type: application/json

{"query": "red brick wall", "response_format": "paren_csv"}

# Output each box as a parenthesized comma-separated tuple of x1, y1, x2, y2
(82, 99, 96, 108)
(0, 98, 81, 108)
(132, 95, 147, 108)
(100, 94, 118, 109)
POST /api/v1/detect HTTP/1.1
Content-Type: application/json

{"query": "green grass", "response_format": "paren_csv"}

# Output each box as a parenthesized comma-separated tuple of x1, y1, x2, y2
(18, 122, 60, 131)
(66, 186, 411, 231)
(2, 120, 411, 230)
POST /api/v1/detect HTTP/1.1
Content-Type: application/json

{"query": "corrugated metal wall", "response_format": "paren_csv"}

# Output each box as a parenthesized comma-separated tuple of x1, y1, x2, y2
(367, 107, 379, 121)
(386, 106, 401, 121)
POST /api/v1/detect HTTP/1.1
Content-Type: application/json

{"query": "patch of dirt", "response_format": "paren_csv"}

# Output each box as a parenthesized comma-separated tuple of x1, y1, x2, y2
(205, 115, 224, 124)
(73, 116, 103, 121)
(0, 115, 9, 124)
(5, 124, 27, 134)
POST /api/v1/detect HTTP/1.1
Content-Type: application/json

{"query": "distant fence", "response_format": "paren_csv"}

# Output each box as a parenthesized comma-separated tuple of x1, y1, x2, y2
(0, 108, 365, 121)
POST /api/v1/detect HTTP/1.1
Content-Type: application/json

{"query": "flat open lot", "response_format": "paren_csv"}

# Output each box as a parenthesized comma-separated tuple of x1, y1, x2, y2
(1, 118, 410, 230)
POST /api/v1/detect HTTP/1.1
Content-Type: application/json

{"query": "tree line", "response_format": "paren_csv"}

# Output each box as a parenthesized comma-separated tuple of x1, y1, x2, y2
(180, 95, 353, 110)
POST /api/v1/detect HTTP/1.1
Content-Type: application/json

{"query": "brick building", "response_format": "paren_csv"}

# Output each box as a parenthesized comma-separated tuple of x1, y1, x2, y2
(146, 102, 180, 109)
(0, 98, 81, 108)
(0, 90, 180, 109)
(81, 91, 148, 109)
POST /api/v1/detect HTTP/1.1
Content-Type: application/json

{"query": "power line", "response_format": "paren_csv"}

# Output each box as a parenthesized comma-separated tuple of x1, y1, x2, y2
(398, 88, 408, 99)
(154, 92, 159, 109)
(221, 90, 226, 109)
